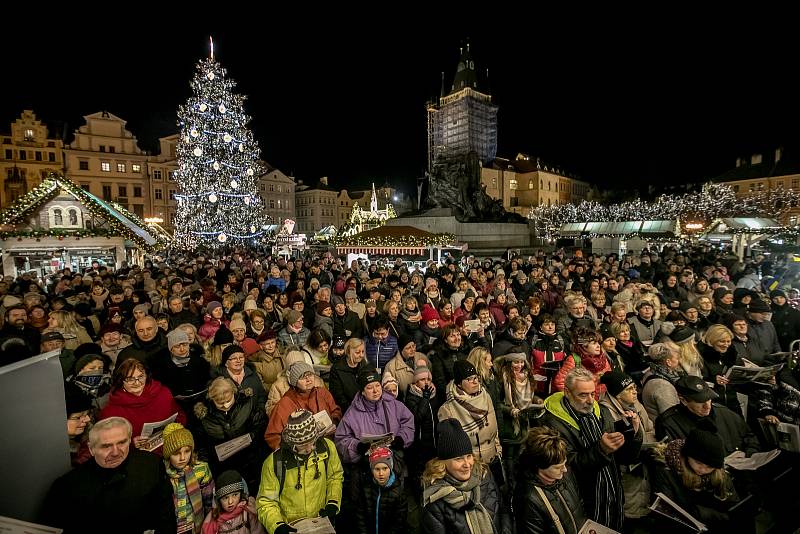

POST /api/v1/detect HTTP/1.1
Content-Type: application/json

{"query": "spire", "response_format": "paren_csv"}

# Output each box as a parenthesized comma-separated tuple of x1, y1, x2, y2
(450, 41, 481, 94)
(370, 183, 378, 213)
(209, 36, 214, 60)
(440, 72, 446, 98)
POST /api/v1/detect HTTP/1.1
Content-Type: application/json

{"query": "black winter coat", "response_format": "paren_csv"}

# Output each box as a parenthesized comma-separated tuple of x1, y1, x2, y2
(333, 309, 364, 339)
(655, 403, 760, 456)
(356, 472, 408, 534)
(770, 303, 800, 351)
(490, 329, 531, 358)
(117, 331, 169, 367)
(428, 339, 470, 394)
(699, 343, 741, 412)
(211, 362, 268, 414)
(149, 352, 211, 427)
(329, 358, 369, 414)
(422, 469, 499, 534)
(513, 471, 586, 534)
(44, 450, 176, 534)
(403, 387, 440, 476)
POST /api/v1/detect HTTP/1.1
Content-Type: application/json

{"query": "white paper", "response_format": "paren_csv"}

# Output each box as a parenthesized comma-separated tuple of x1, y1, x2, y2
(724, 362, 783, 385)
(215, 433, 253, 462)
(313, 410, 336, 435)
(649, 492, 707, 532)
(724, 449, 781, 470)
(139, 412, 178, 451)
(578, 519, 620, 534)
(0, 515, 63, 533)
(290, 516, 336, 534)
(464, 319, 480, 333)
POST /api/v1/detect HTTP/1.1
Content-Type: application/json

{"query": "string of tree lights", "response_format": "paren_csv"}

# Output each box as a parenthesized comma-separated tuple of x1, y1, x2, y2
(530, 183, 800, 238)
(172, 39, 268, 250)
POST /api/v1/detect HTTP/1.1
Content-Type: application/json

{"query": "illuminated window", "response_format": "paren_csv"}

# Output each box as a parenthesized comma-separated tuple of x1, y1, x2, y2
(528, 180, 534, 189)
(117, 163, 126, 172)
(132, 164, 141, 173)
(510, 178, 517, 190)
(24, 129, 34, 141)
(101, 162, 110, 172)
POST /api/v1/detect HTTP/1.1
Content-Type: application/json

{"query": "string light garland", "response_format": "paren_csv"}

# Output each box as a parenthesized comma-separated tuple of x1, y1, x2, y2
(172, 52, 269, 250)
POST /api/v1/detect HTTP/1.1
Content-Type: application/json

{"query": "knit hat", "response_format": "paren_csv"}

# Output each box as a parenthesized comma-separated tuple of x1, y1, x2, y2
(282, 409, 318, 446)
(256, 330, 278, 343)
(133, 303, 150, 315)
(437, 418, 473, 460)
(286, 309, 304, 325)
(674, 375, 719, 402)
(229, 318, 247, 332)
(770, 289, 787, 299)
(345, 289, 358, 300)
(669, 325, 696, 345)
(381, 372, 398, 391)
(98, 323, 124, 337)
(453, 359, 478, 384)
(369, 447, 394, 470)
(748, 299, 771, 313)
(357, 367, 381, 390)
(331, 295, 345, 306)
(213, 326, 234, 346)
(635, 300, 654, 311)
(64, 382, 93, 415)
(421, 306, 440, 324)
(316, 301, 332, 315)
(215, 470, 247, 501)
(221, 345, 245, 366)
(683, 420, 725, 469)
(398, 333, 415, 354)
(332, 335, 346, 350)
(733, 288, 753, 302)
(413, 365, 432, 381)
(243, 299, 258, 311)
(679, 301, 698, 313)
(287, 361, 315, 387)
(167, 329, 189, 350)
(240, 338, 260, 357)
(206, 301, 222, 314)
(162, 422, 194, 459)
(600, 370, 635, 397)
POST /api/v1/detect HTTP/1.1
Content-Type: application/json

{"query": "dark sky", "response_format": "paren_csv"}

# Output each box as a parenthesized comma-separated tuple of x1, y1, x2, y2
(3, 9, 798, 196)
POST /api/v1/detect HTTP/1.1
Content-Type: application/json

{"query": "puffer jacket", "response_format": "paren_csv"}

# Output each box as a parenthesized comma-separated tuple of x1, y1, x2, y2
(264, 386, 341, 450)
(335, 392, 415, 464)
(355, 470, 408, 534)
(513, 470, 585, 534)
(255, 438, 344, 534)
(421, 467, 499, 534)
(428, 339, 470, 395)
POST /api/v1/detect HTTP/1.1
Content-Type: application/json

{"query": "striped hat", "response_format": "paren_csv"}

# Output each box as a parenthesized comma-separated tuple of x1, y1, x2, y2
(282, 410, 318, 446)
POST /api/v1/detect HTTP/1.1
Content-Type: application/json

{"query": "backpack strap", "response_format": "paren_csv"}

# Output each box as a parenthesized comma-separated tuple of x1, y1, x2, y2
(274, 439, 331, 496)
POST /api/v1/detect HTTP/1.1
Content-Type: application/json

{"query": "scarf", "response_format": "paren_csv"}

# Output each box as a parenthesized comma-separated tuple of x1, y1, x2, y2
(172, 356, 191, 367)
(423, 472, 495, 534)
(504, 375, 535, 435)
(649, 362, 684, 384)
(201, 500, 251, 534)
(562, 397, 623, 531)
(575, 346, 610, 375)
(408, 382, 436, 399)
(446, 381, 490, 434)
(72, 373, 111, 399)
(166, 462, 205, 533)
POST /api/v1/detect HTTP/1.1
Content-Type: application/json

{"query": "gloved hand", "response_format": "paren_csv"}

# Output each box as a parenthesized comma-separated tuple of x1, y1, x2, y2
(319, 503, 339, 517)
(356, 441, 370, 455)
(275, 524, 298, 534)
(391, 436, 404, 450)
(422, 385, 433, 399)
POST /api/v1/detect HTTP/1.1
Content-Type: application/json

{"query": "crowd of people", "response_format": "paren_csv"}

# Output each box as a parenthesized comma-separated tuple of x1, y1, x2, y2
(2, 245, 800, 534)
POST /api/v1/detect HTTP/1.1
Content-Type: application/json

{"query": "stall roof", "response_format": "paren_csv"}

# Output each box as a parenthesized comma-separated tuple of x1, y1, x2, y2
(718, 218, 782, 230)
(557, 220, 677, 237)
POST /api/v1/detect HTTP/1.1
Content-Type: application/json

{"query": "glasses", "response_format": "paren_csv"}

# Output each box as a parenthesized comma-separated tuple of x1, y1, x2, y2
(227, 355, 246, 362)
(123, 374, 146, 385)
(463, 375, 480, 383)
(68, 412, 91, 421)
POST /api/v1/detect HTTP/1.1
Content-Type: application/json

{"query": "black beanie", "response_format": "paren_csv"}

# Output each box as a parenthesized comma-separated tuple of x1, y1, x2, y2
(398, 333, 415, 355)
(221, 345, 244, 367)
(357, 367, 381, 391)
(452, 359, 477, 384)
(214, 326, 234, 346)
(600, 371, 634, 397)
(64, 382, 93, 416)
(437, 418, 473, 460)
(770, 289, 787, 299)
(683, 420, 724, 469)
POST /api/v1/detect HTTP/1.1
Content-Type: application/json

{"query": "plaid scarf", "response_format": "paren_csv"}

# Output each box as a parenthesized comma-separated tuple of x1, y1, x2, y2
(166, 461, 212, 533)
(423, 471, 495, 534)
(446, 381, 490, 434)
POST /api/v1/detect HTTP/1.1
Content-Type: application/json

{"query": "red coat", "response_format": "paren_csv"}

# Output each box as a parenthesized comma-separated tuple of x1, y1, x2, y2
(552, 351, 612, 399)
(99, 379, 186, 455)
(264, 386, 341, 450)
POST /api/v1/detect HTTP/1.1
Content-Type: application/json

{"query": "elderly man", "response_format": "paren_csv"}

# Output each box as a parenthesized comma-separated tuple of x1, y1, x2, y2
(44, 416, 176, 533)
(166, 294, 197, 329)
(116, 316, 169, 367)
(542, 367, 642, 531)
(746, 299, 782, 362)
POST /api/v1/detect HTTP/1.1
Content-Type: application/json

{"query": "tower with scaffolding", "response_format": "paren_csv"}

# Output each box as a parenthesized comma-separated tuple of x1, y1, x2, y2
(426, 43, 498, 174)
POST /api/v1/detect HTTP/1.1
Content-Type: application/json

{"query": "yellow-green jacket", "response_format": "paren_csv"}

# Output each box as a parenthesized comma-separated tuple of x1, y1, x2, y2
(256, 438, 343, 534)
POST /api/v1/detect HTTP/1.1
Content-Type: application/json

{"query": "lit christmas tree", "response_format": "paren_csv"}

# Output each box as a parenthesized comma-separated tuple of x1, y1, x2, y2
(173, 39, 266, 249)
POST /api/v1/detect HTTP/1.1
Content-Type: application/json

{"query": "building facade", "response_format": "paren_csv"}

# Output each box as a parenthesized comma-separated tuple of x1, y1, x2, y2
(295, 177, 338, 234)
(258, 165, 295, 225)
(63, 111, 151, 219)
(1, 110, 64, 208)
(481, 153, 591, 215)
(146, 134, 179, 228)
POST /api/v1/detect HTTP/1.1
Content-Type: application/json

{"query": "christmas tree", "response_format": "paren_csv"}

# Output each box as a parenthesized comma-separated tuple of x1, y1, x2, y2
(173, 40, 266, 249)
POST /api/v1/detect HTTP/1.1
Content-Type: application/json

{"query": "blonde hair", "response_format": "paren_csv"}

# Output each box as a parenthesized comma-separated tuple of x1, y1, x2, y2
(609, 321, 630, 338)
(704, 324, 733, 348)
(48, 310, 82, 337)
(652, 442, 732, 500)
(421, 457, 487, 487)
(207, 376, 237, 403)
(678, 341, 702, 375)
(467, 346, 493, 381)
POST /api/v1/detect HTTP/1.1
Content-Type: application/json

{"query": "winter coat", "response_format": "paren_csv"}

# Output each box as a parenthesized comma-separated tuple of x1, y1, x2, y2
(746, 319, 782, 363)
(212, 363, 268, 416)
(421, 468, 499, 534)
(335, 392, 415, 464)
(699, 343, 742, 412)
(615, 339, 649, 375)
(428, 339, 470, 395)
(329, 358, 369, 414)
(552, 352, 612, 398)
(249, 349, 285, 394)
(438, 383, 501, 464)
(333, 309, 364, 339)
(201, 496, 264, 534)
(490, 329, 531, 359)
(194, 388, 267, 491)
(628, 315, 662, 345)
(640, 367, 681, 422)
(313, 312, 334, 339)
(255, 438, 344, 534)
(99, 334, 132, 368)
(117, 330, 170, 367)
(383, 352, 426, 395)
(0, 323, 41, 355)
(364, 333, 400, 372)
(264, 387, 341, 449)
(731, 335, 763, 365)
(198, 315, 226, 343)
(770, 302, 800, 351)
(655, 403, 760, 456)
(404, 385, 441, 476)
(277, 326, 310, 350)
(356, 471, 408, 534)
(753, 368, 800, 425)
(44, 450, 177, 534)
(99, 380, 187, 455)
(513, 470, 586, 534)
(149, 352, 211, 406)
(267, 371, 326, 416)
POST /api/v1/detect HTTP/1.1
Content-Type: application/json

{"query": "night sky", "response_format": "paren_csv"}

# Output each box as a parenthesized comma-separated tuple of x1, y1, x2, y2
(3, 10, 798, 197)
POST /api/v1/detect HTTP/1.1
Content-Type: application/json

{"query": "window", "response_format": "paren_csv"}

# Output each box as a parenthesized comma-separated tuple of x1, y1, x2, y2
(19, 151, 26, 160)
(68, 209, 78, 226)
(528, 180, 534, 189)
(509, 178, 518, 190)
(81, 183, 90, 191)
(79, 160, 89, 170)
(48, 152, 55, 162)
(117, 163, 126, 172)
(269, 184, 274, 192)
(102, 185, 112, 200)
(277, 185, 282, 193)
(793, 179, 800, 189)
(4, 149, 11, 159)
(35, 151, 42, 161)
(277, 199, 282, 209)
(269, 199, 275, 208)
(118, 186, 127, 197)
(168, 171, 176, 181)
(109, 146, 115, 153)
(24, 129, 34, 141)
(53, 208, 63, 226)
(132, 163, 141, 173)
(155, 188, 163, 200)
(101, 162, 110, 172)
(261, 184, 266, 191)
(153, 169, 162, 180)
(169, 189, 176, 200)
(99, 145, 105, 152)
(133, 186, 142, 197)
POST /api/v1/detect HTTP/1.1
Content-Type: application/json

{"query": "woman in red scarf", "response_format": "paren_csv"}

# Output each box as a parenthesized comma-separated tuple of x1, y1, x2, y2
(99, 358, 186, 455)
(552, 326, 612, 398)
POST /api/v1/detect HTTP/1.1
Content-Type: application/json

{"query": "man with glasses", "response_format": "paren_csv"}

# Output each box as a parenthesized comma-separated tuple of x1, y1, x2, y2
(542, 367, 641, 532)
(45, 416, 177, 533)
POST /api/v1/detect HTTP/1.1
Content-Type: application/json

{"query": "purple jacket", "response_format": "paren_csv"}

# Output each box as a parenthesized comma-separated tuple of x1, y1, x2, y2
(334, 392, 415, 464)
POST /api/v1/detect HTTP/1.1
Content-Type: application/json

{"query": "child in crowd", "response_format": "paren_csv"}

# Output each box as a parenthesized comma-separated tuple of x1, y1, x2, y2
(162, 422, 215, 534)
(357, 447, 408, 534)
(202, 470, 265, 534)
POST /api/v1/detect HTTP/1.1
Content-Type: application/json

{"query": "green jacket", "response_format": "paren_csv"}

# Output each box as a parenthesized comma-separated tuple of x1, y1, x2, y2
(256, 438, 344, 534)
(543, 392, 600, 431)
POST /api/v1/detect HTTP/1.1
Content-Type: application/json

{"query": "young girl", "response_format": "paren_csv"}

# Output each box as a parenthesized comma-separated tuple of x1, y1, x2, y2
(356, 447, 408, 534)
(202, 470, 264, 534)
(163, 423, 215, 534)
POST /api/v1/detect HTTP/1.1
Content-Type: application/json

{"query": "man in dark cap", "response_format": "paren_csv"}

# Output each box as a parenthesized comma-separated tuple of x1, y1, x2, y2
(746, 299, 782, 358)
(655, 375, 760, 456)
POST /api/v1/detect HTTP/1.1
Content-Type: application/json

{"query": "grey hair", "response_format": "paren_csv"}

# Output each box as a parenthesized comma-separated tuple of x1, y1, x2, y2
(88, 416, 132, 449)
(564, 367, 595, 391)
(648, 342, 678, 362)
